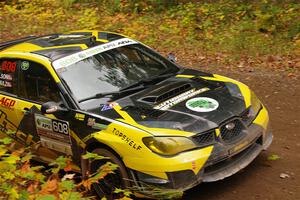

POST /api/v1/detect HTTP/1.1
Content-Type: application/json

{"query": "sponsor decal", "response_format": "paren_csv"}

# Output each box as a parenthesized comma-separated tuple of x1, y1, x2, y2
(87, 118, 95, 126)
(35, 115, 69, 135)
(75, 113, 85, 121)
(20, 61, 30, 70)
(0, 73, 13, 81)
(186, 97, 219, 112)
(35, 114, 72, 154)
(192, 161, 197, 171)
(53, 38, 138, 69)
(1, 61, 16, 72)
(229, 140, 250, 155)
(100, 102, 118, 111)
(56, 67, 67, 73)
(91, 123, 107, 130)
(87, 117, 107, 130)
(112, 128, 142, 150)
(0, 80, 12, 87)
(36, 116, 52, 131)
(0, 97, 16, 109)
(78, 53, 87, 59)
(154, 87, 210, 111)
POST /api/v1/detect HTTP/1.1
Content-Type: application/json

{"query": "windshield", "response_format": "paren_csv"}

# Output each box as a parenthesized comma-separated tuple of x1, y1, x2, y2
(56, 43, 179, 103)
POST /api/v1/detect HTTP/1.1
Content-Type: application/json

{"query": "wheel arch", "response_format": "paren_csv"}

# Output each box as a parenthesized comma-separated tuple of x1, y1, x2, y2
(81, 137, 125, 178)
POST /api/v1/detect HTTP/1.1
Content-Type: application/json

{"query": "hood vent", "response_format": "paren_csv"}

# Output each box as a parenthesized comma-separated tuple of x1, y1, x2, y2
(140, 83, 192, 104)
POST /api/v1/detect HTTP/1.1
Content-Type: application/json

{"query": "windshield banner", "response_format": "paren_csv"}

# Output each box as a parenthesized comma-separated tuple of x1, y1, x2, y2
(52, 38, 138, 70)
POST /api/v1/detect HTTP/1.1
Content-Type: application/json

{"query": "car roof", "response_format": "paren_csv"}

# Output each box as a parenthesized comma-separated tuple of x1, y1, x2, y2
(0, 30, 125, 61)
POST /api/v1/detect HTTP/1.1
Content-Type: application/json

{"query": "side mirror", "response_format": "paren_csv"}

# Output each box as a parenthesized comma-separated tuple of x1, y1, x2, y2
(41, 101, 68, 114)
(167, 52, 177, 63)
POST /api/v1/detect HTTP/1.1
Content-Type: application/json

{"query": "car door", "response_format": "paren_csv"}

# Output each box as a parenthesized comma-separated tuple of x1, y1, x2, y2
(12, 59, 73, 161)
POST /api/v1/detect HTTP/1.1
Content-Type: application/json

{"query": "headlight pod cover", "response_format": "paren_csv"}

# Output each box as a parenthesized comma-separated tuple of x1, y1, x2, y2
(143, 136, 197, 156)
(250, 90, 262, 116)
(244, 90, 262, 125)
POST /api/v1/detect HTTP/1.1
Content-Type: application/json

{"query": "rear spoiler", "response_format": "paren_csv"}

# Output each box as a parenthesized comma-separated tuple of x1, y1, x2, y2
(0, 36, 38, 51)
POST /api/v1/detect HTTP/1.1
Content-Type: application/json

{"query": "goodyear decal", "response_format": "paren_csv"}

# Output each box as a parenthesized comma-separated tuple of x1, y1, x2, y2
(154, 87, 210, 111)
(53, 38, 138, 69)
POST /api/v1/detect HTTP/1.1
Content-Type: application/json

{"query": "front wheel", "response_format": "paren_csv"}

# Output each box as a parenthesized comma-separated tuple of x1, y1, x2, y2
(90, 148, 130, 199)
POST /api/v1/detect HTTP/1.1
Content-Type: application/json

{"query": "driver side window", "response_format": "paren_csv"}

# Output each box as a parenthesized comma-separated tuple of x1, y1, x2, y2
(18, 60, 61, 103)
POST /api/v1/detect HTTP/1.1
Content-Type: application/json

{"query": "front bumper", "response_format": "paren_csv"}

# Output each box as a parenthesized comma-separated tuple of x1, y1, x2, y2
(203, 127, 272, 182)
(127, 107, 272, 193)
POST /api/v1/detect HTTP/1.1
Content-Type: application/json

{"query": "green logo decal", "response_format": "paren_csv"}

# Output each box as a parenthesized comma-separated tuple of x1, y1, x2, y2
(21, 61, 30, 70)
(186, 97, 219, 112)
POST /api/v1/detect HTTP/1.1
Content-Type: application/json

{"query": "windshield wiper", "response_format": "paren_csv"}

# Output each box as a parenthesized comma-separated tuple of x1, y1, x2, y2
(78, 85, 145, 103)
(79, 71, 177, 103)
(120, 71, 176, 91)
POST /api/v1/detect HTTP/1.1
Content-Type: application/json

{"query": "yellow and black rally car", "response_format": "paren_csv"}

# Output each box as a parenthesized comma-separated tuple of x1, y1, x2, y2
(0, 30, 272, 198)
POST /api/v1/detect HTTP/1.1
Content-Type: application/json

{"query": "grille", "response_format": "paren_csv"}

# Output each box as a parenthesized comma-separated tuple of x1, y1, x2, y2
(240, 108, 250, 121)
(220, 119, 245, 142)
(193, 131, 215, 147)
(240, 107, 251, 125)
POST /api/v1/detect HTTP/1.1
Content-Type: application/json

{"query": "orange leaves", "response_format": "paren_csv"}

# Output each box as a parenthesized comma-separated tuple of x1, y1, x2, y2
(27, 181, 40, 194)
(20, 162, 31, 173)
(78, 161, 118, 191)
(63, 159, 72, 172)
(40, 178, 59, 198)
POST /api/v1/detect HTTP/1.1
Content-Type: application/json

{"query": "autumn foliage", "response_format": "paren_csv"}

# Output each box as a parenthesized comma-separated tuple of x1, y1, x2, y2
(0, 137, 130, 199)
(0, 0, 299, 73)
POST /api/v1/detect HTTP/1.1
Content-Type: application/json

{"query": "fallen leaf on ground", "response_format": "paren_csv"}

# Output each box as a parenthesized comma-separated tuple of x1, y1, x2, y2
(268, 154, 280, 161)
(280, 173, 290, 179)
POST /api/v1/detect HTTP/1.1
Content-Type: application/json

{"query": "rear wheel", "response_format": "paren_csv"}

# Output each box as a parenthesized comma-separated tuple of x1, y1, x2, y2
(90, 148, 130, 199)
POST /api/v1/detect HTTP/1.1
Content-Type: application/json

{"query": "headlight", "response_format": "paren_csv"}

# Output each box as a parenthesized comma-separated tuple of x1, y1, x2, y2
(142, 136, 197, 156)
(242, 91, 262, 126)
(250, 91, 262, 116)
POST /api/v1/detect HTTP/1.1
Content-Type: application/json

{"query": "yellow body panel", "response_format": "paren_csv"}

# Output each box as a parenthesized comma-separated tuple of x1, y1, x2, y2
(253, 106, 269, 130)
(92, 121, 214, 178)
(2, 43, 43, 53)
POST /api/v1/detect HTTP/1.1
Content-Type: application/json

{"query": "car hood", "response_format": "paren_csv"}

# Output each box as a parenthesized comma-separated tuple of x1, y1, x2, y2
(89, 70, 247, 135)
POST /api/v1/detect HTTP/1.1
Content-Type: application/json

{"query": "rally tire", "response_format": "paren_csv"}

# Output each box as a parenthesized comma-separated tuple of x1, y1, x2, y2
(90, 148, 130, 199)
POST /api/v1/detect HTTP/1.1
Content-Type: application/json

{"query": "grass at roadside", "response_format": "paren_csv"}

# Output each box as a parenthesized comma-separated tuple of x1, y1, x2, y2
(0, 0, 299, 72)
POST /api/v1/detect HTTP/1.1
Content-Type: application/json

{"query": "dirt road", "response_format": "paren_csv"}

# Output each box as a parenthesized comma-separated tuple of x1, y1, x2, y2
(184, 67, 300, 200)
